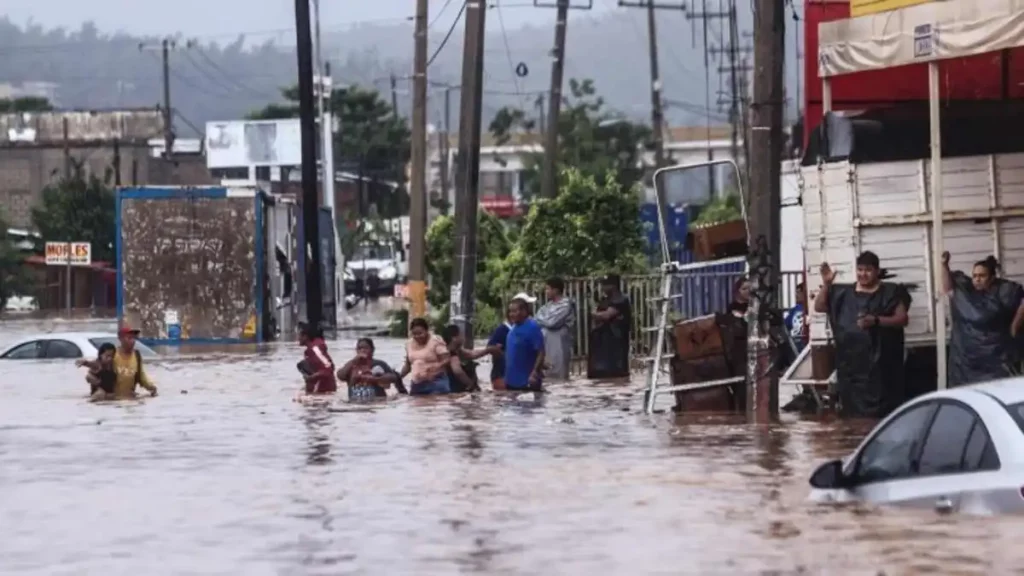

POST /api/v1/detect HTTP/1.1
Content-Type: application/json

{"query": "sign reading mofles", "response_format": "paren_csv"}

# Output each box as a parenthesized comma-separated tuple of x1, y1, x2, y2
(45, 242, 92, 266)
(850, 0, 933, 17)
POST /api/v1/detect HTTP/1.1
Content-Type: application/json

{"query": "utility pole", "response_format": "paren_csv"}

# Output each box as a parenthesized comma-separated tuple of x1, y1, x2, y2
(535, 93, 546, 136)
(450, 0, 487, 344)
(617, 0, 680, 240)
(746, 0, 785, 423)
(161, 39, 173, 159)
(314, 0, 343, 329)
(438, 87, 452, 211)
(139, 38, 186, 160)
(687, 0, 729, 194)
(538, 0, 570, 199)
(63, 116, 71, 318)
(409, 0, 429, 320)
(294, 0, 323, 328)
(391, 73, 401, 116)
(713, 43, 752, 178)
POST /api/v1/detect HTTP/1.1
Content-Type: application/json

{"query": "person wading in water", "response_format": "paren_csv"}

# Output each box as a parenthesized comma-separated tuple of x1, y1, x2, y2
(534, 278, 576, 381)
(336, 337, 405, 401)
(942, 251, 1024, 387)
(76, 342, 117, 402)
(297, 322, 337, 395)
(400, 317, 452, 395)
(471, 312, 515, 390)
(587, 275, 632, 380)
(504, 298, 546, 392)
(815, 251, 911, 418)
(441, 324, 481, 393)
(92, 325, 158, 399)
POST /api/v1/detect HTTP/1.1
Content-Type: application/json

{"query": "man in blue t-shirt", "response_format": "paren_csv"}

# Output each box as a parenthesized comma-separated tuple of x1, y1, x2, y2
(504, 297, 546, 391)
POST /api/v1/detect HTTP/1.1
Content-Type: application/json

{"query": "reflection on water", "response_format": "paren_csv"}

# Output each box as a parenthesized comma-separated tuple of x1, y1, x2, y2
(1, 322, 1023, 575)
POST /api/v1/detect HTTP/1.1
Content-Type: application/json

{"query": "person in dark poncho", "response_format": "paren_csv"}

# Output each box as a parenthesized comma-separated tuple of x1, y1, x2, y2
(814, 251, 911, 418)
(587, 274, 632, 380)
(942, 251, 1024, 387)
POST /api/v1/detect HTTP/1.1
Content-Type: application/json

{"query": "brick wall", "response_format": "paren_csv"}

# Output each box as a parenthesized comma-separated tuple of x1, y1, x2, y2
(0, 144, 214, 229)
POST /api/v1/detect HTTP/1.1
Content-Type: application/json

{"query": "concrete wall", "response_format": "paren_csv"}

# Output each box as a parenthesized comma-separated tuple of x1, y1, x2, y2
(0, 109, 217, 230)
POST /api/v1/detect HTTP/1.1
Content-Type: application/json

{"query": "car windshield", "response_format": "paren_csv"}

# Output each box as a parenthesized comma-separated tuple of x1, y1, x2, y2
(88, 338, 158, 358)
(352, 244, 393, 261)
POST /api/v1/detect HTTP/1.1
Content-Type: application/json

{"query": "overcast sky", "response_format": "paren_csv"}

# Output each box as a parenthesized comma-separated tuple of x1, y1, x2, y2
(0, 0, 624, 42)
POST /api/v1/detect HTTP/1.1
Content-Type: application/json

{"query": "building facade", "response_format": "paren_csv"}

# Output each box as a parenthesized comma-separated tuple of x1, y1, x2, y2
(0, 109, 214, 229)
(426, 125, 744, 218)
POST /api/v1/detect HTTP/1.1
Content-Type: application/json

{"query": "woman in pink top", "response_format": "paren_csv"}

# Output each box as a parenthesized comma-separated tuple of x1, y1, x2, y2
(399, 317, 452, 395)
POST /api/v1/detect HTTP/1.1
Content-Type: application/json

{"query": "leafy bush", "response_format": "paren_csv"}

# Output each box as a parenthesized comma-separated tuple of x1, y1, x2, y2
(424, 211, 511, 336)
(693, 194, 743, 226)
(502, 168, 647, 282)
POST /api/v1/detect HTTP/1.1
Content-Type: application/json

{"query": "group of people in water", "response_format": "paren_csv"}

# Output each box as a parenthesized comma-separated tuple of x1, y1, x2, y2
(294, 274, 633, 401)
(802, 249, 1024, 418)
(78, 275, 633, 402)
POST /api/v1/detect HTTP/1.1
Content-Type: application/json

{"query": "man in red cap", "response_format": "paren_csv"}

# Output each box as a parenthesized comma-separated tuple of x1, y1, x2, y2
(112, 325, 158, 398)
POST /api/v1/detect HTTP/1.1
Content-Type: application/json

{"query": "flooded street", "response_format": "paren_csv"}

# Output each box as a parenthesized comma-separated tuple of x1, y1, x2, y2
(1, 321, 1023, 575)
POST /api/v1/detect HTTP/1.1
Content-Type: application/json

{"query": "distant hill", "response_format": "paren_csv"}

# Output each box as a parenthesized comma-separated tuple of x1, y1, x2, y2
(0, 9, 799, 135)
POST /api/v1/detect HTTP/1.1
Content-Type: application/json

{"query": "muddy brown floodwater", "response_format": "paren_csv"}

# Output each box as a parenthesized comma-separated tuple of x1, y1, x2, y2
(1, 320, 1024, 575)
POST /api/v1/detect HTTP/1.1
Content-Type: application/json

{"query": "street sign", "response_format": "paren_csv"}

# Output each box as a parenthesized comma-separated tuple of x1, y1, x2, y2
(45, 242, 92, 266)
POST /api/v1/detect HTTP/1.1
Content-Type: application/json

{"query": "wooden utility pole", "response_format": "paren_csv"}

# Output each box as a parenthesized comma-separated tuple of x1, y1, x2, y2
(437, 87, 452, 211)
(294, 0, 324, 327)
(617, 0, 680, 240)
(746, 0, 785, 423)
(161, 39, 174, 159)
(539, 0, 570, 199)
(391, 73, 401, 116)
(139, 38, 186, 159)
(450, 0, 487, 344)
(409, 0, 429, 320)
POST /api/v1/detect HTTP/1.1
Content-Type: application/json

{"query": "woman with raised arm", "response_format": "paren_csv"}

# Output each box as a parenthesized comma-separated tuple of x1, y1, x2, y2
(814, 251, 912, 418)
(941, 251, 1024, 387)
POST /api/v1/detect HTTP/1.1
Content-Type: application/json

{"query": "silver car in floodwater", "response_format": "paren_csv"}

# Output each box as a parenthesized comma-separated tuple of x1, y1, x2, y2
(809, 379, 1024, 515)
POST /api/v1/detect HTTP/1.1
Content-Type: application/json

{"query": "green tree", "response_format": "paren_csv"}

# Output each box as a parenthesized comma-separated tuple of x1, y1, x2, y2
(248, 85, 412, 218)
(0, 209, 34, 311)
(0, 96, 54, 113)
(424, 211, 512, 335)
(31, 162, 116, 264)
(488, 78, 651, 200)
(502, 168, 648, 281)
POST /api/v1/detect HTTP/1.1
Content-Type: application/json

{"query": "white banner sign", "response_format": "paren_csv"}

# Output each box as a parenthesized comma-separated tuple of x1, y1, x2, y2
(45, 242, 91, 266)
(205, 118, 302, 169)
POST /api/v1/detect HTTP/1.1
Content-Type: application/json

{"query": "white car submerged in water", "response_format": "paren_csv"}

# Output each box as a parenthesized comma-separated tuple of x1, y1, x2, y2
(809, 379, 1024, 515)
(0, 332, 158, 360)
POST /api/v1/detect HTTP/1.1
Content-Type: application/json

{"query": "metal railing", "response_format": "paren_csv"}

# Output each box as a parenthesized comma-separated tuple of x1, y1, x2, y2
(508, 269, 804, 375)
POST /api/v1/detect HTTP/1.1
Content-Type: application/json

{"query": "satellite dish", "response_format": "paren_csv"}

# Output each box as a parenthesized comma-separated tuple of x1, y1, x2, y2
(515, 62, 529, 78)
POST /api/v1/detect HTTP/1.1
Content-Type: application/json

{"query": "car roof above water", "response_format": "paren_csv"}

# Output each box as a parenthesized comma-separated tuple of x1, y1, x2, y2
(963, 378, 1024, 406)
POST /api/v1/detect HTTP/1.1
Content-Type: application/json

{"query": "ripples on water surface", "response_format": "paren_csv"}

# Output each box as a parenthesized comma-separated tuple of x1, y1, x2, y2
(1, 320, 1024, 575)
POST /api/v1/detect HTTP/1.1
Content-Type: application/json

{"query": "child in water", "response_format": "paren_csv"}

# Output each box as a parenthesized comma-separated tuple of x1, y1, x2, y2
(76, 343, 117, 402)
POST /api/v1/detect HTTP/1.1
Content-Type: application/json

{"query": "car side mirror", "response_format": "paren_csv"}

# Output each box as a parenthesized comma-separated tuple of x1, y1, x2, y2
(809, 459, 847, 489)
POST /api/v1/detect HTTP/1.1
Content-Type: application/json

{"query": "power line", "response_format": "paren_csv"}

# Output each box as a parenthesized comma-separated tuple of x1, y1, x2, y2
(430, 0, 459, 28)
(494, 0, 527, 109)
(192, 46, 279, 99)
(428, 1, 468, 67)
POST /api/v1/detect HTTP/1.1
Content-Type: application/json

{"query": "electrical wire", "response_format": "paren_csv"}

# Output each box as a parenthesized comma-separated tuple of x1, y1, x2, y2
(493, 0, 527, 110)
(430, 0, 459, 28)
(427, 1, 467, 68)
(193, 47, 279, 99)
